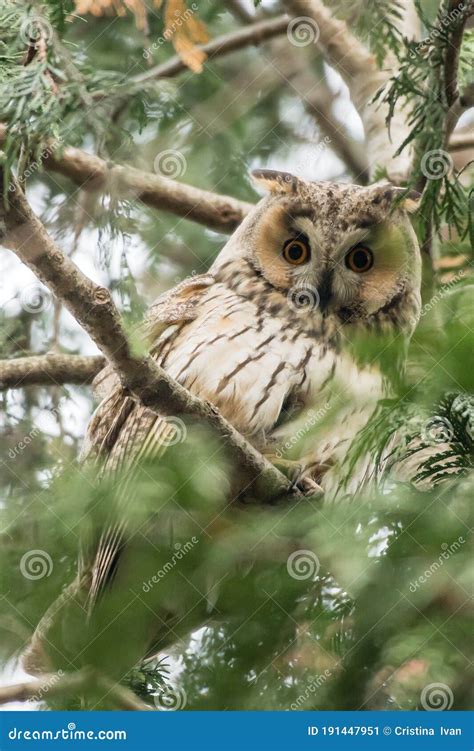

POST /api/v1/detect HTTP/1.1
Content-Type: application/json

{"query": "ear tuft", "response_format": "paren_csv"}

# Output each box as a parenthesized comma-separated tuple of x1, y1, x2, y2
(370, 183, 422, 214)
(400, 189, 422, 214)
(251, 169, 302, 195)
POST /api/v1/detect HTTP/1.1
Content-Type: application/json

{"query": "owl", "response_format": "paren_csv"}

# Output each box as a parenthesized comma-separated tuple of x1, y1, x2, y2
(23, 170, 422, 676)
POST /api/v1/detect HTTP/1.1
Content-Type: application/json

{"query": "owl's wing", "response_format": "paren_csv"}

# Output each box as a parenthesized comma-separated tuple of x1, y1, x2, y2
(81, 273, 214, 463)
(81, 273, 215, 607)
(145, 273, 215, 343)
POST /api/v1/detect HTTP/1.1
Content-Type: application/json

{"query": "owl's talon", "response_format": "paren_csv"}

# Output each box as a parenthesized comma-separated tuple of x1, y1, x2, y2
(268, 456, 303, 482)
(295, 476, 324, 497)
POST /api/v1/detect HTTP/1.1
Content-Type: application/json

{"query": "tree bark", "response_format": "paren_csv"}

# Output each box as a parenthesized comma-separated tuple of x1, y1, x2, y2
(0, 354, 105, 389)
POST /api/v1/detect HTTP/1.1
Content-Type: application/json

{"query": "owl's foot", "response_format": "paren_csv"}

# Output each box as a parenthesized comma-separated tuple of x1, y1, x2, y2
(269, 456, 303, 480)
(268, 457, 324, 498)
(295, 475, 324, 497)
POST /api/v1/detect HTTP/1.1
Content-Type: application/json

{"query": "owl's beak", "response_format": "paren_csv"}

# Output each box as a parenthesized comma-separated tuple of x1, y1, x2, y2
(317, 270, 333, 315)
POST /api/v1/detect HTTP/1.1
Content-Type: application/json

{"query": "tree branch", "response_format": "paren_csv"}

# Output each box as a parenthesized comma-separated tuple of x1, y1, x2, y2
(0, 354, 105, 390)
(0, 126, 252, 234)
(221, 9, 371, 181)
(0, 668, 151, 710)
(443, 0, 472, 109)
(446, 82, 474, 142)
(0, 163, 294, 503)
(448, 130, 474, 152)
(283, 0, 417, 183)
(414, 3, 472, 196)
(442, 0, 474, 146)
(294, 72, 370, 181)
(131, 15, 291, 86)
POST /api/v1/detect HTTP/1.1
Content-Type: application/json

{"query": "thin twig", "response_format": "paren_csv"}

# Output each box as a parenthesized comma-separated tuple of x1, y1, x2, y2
(130, 15, 290, 86)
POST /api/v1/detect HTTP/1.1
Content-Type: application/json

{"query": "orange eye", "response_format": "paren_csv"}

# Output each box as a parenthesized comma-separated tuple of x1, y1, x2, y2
(345, 245, 374, 273)
(282, 237, 310, 265)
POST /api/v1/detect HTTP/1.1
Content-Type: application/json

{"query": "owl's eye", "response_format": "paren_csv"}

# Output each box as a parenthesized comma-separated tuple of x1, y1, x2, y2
(282, 237, 311, 265)
(345, 245, 374, 273)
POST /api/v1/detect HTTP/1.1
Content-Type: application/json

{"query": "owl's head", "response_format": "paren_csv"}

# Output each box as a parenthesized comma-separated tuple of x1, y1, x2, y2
(214, 170, 422, 334)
